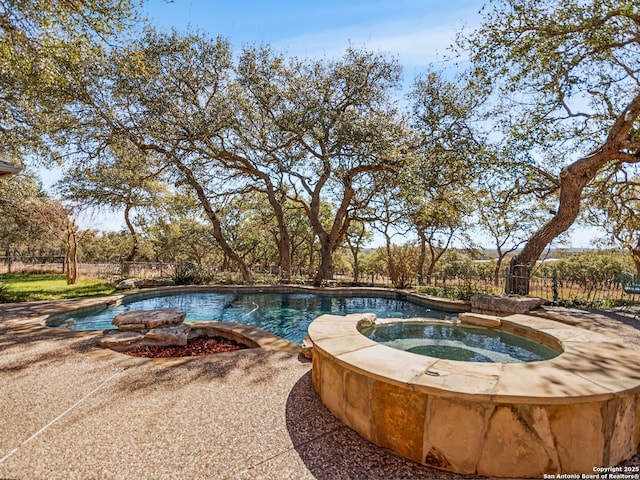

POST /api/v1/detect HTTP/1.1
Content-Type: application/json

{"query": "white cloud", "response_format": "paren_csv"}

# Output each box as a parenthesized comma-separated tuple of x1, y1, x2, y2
(273, 16, 477, 72)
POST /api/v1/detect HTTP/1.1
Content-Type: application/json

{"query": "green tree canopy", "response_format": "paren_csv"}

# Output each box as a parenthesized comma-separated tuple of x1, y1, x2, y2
(0, 0, 143, 163)
(56, 141, 169, 262)
(0, 171, 51, 256)
(461, 0, 640, 293)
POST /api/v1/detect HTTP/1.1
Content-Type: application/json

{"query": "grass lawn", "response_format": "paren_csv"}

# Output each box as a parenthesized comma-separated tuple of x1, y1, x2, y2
(0, 274, 116, 302)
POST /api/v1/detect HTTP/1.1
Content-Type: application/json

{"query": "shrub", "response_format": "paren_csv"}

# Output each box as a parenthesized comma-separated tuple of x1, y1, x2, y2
(173, 261, 215, 285)
(173, 261, 198, 285)
(415, 283, 495, 301)
(0, 282, 12, 303)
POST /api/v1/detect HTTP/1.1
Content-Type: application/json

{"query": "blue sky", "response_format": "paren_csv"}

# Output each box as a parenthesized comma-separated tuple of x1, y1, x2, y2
(143, 0, 486, 77)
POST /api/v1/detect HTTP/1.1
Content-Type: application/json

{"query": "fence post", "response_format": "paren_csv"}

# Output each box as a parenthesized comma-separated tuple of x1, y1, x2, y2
(552, 267, 559, 304)
(504, 267, 510, 295)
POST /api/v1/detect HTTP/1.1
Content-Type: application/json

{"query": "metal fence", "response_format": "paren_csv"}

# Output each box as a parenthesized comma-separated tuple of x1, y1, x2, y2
(0, 258, 177, 279)
(0, 256, 66, 274)
(504, 264, 639, 307)
(2, 257, 639, 307)
(416, 269, 638, 307)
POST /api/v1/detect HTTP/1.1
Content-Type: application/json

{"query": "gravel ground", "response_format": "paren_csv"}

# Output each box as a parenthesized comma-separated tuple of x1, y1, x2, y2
(0, 302, 639, 479)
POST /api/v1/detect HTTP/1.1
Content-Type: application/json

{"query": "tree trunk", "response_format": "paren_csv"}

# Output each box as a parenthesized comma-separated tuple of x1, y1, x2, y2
(315, 233, 334, 284)
(631, 240, 640, 278)
(508, 159, 597, 294)
(216, 153, 294, 282)
(123, 203, 139, 263)
(207, 212, 252, 283)
(384, 232, 397, 286)
(347, 225, 366, 284)
(133, 145, 254, 284)
(278, 233, 292, 282)
(64, 233, 72, 285)
(70, 233, 79, 285)
(417, 231, 426, 286)
(426, 242, 439, 280)
(260, 179, 292, 282)
(177, 163, 253, 284)
(494, 247, 505, 287)
(65, 251, 72, 284)
(308, 235, 315, 278)
(351, 246, 360, 283)
(267, 193, 291, 282)
(308, 168, 354, 284)
(508, 95, 640, 293)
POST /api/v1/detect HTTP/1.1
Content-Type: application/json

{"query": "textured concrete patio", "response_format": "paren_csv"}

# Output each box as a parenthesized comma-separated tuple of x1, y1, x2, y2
(1, 298, 639, 479)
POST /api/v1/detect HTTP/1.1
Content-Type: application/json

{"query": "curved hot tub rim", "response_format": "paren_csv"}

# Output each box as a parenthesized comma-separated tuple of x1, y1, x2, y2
(308, 312, 640, 478)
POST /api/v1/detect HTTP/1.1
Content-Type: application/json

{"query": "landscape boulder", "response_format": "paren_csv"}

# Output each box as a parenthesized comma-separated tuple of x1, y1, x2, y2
(98, 308, 190, 351)
(144, 324, 190, 346)
(115, 279, 138, 290)
(112, 308, 186, 329)
(470, 295, 545, 315)
(97, 331, 145, 349)
(135, 278, 175, 288)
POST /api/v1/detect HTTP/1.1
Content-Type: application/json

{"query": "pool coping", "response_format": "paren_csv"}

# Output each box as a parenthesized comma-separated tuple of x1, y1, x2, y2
(308, 312, 640, 404)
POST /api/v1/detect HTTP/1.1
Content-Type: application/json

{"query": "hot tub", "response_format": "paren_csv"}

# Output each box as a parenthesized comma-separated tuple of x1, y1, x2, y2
(308, 312, 640, 478)
(359, 319, 561, 363)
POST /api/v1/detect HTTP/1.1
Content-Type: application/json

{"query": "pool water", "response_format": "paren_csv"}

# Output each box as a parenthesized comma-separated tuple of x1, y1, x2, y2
(360, 321, 560, 363)
(51, 292, 452, 344)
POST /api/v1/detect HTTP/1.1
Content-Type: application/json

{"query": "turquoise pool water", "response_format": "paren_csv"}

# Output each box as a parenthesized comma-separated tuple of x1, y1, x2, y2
(360, 321, 560, 363)
(51, 291, 452, 344)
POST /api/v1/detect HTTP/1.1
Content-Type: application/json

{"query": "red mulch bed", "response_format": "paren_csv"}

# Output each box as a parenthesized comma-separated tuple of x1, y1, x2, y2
(123, 335, 249, 358)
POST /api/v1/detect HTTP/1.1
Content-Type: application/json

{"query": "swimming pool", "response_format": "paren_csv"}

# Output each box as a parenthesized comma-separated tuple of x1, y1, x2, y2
(50, 291, 454, 343)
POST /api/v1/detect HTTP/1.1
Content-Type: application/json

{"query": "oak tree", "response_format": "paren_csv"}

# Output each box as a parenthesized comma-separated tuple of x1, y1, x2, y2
(461, 0, 640, 293)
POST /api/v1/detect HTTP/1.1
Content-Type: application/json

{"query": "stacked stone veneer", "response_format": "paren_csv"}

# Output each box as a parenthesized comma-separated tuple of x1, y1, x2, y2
(97, 308, 190, 351)
(309, 313, 640, 478)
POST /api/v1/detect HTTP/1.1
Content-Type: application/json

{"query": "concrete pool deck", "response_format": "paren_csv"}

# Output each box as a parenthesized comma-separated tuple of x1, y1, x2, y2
(1, 297, 639, 479)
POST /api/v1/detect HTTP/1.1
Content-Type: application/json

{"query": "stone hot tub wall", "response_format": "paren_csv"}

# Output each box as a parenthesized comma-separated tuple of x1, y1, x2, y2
(308, 313, 640, 478)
